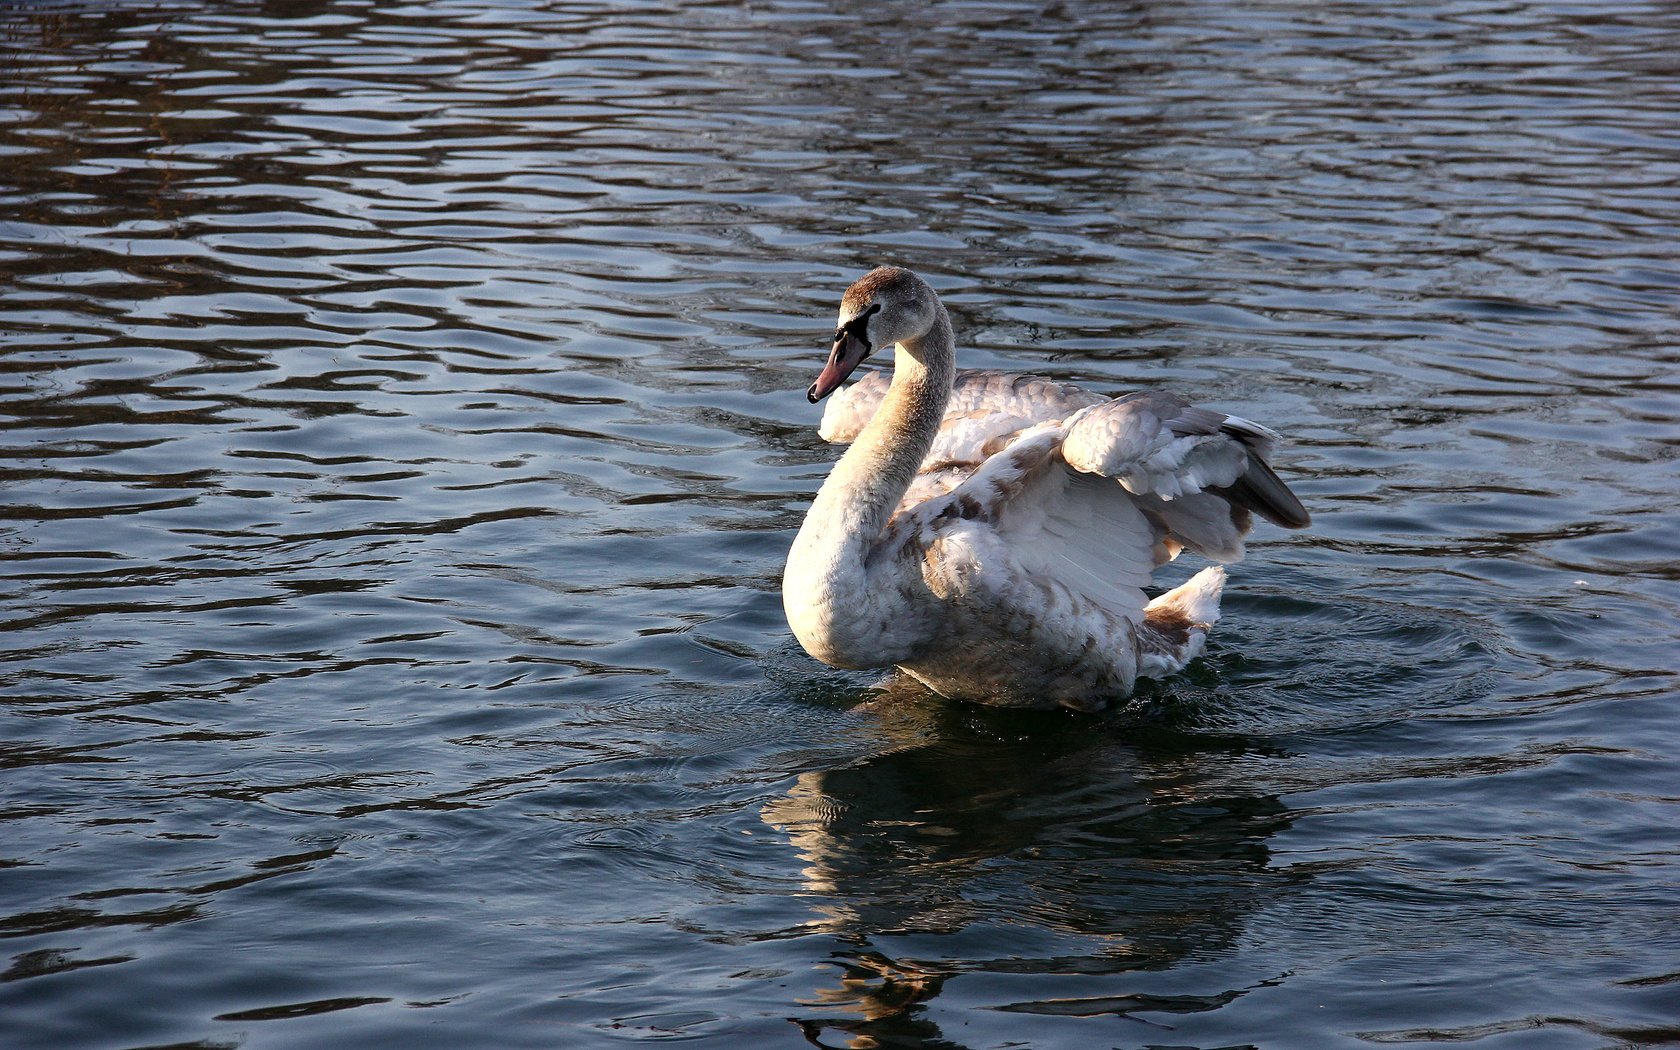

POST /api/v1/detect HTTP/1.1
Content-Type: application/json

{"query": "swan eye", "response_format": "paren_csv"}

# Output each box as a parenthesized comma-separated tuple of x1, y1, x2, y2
(834, 303, 882, 353)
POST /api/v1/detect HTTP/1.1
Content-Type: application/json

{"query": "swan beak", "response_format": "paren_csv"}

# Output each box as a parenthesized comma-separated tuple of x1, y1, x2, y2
(808, 330, 870, 403)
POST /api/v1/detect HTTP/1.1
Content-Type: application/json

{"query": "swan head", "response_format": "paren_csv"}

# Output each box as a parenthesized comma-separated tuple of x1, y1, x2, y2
(807, 266, 937, 403)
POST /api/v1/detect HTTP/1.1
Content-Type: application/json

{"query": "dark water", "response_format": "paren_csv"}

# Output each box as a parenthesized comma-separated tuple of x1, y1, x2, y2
(3, 0, 1677, 1046)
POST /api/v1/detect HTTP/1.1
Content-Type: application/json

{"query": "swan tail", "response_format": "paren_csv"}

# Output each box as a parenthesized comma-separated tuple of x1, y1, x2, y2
(1136, 566, 1225, 679)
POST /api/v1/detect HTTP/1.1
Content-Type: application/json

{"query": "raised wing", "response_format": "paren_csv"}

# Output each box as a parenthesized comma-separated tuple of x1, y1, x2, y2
(857, 379, 1307, 564)
(1061, 391, 1311, 559)
(901, 426, 1166, 630)
(902, 389, 1310, 632)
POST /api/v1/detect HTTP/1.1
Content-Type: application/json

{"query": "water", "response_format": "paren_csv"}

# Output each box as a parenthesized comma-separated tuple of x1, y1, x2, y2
(2, 0, 1677, 1046)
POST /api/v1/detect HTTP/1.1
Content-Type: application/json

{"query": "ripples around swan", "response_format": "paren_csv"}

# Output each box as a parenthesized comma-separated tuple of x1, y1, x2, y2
(2, 0, 1678, 1047)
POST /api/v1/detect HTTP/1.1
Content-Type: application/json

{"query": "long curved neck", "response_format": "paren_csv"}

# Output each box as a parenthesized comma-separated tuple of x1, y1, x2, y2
(811, 306, 955, 543)
(784, 304, 954, 667)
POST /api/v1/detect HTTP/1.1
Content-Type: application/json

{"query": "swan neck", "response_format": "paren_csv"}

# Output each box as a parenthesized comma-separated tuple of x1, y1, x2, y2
(784, 298, 954, 667)
(832, 304, 954, 526)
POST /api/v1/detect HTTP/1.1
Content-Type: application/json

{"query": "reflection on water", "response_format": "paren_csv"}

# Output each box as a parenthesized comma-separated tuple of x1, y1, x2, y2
(765, 695, 1295, 1045)
(3, 0, 1679, 1046)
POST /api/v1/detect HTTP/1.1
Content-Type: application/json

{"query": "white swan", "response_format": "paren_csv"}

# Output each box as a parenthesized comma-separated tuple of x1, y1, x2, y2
(783, 266, 1311, 711)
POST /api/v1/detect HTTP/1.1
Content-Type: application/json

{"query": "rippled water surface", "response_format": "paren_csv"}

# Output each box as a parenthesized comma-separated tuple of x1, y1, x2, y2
(4, 1, 1678, 1046)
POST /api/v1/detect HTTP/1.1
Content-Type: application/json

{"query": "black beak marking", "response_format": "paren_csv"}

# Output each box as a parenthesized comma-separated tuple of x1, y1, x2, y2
(832, 302, 881, 355)
(808, 303, 883, 403)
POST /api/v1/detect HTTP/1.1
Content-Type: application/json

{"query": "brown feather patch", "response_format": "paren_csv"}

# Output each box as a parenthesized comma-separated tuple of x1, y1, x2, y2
(841, 266, 918, 314)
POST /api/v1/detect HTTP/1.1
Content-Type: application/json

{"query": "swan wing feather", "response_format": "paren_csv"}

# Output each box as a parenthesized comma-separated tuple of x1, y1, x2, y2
(1063, 391, 1311, 532)
(908, 426, 1162, 626)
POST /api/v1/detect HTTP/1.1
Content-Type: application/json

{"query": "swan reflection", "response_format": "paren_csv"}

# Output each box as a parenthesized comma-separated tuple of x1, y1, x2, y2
(764, 685, 1297, 1047)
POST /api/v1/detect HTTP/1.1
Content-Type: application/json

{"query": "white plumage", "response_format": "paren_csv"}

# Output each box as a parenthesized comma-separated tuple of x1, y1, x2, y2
(783, 267, 1310, 711)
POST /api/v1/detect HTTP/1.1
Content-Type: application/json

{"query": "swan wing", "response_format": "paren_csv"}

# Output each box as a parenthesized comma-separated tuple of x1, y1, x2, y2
(904, 390, 1310, 626)
(1061, 391, 1311, 558)
(904, 426, 1164, 627)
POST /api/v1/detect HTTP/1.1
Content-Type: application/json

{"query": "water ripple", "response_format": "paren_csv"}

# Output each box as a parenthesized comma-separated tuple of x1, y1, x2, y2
(2, 0, 1678, 1047)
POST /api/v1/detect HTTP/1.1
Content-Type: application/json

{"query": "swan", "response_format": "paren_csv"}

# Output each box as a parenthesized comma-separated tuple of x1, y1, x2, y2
(783, 266, 1311, 712)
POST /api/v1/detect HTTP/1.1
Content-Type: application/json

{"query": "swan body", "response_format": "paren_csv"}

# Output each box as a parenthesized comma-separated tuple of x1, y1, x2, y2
(783, 267, 1310, 711)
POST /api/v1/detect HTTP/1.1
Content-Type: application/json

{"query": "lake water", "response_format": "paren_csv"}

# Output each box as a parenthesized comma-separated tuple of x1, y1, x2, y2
(2, 1, 1677, 1047)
